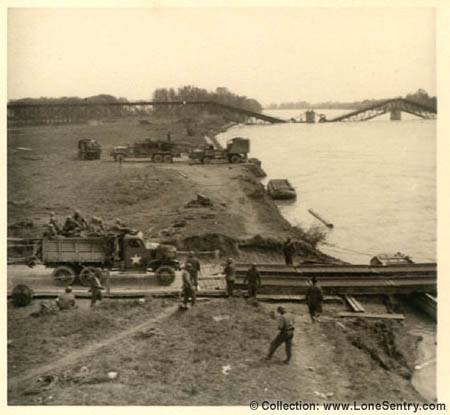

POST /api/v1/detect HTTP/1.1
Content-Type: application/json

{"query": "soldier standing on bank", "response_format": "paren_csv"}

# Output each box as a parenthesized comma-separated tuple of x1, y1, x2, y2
(282, 237, 295, 265)
(244, 263, 261, 298)
(223, 258, 235, 297)
(181, 263, 196, 308)
(305, 277, 324, 323)
(89, 271, 104, 308)
(266, 306, 295, 364)
(185, 251, 201, 289)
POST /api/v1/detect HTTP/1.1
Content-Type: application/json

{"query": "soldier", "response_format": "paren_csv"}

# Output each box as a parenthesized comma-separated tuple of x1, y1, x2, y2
(88, 271, 104, 308)
(33, 223, 58, 261)
(49, 212, 61, 234)
(97, 217, 106, 233)
(243, 263, 261, 298)
(282, 237, 296, 265)
(181, 263, 196, 308)
(56, 286, 77, 310)
(110, 218, 136, 260)
(266, 306, 295, 364)
(223, 257, 235, 297)
(62, 215, 82, 237)
(73, 210, 89, 230)
(88, 216, 105, 236)
(185, 251, 201, 289)
(305, 277, 323, 323)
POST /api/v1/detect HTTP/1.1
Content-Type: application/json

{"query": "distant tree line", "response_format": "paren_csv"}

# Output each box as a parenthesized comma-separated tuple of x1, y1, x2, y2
(267, 89, 437, 111)
(152, 86, 262, 119)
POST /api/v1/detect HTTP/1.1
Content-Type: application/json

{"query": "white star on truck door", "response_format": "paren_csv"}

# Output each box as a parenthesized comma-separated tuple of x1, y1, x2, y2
(131, 254, 142, 265)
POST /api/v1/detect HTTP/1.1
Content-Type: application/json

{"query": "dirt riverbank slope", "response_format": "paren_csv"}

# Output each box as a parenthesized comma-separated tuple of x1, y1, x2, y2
(7, 116, 330, 261)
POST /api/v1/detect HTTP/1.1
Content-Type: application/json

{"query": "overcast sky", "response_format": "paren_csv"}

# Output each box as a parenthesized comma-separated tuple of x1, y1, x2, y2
(7, 7, 436, 106)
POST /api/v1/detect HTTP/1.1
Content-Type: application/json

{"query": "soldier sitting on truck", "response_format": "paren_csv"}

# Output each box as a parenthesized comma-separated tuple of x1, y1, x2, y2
(73, 210, 89, 230)
(110, 218, 137, 260)
(88, 216, 106, 236)
(62, 215, 83, 237)
(31, 223, 58, 263)
(49, 212, 62, 234)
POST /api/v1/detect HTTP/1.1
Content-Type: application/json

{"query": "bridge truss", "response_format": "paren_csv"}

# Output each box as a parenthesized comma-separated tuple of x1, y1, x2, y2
(327, 98, 437, 122)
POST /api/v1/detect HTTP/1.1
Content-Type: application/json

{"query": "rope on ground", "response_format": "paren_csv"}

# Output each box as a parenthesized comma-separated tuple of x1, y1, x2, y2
(321, 241, 373, 257)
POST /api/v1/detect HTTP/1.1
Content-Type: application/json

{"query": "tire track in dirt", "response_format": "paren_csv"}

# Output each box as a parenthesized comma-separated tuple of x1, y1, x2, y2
(8, 304, 178, 392)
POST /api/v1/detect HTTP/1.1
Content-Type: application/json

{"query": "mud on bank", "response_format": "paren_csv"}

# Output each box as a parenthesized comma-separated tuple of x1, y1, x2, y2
(7, 116, 334, 263)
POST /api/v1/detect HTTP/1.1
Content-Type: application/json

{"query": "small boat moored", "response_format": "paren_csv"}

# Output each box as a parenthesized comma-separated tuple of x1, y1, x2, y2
(267, 179, 297, 200)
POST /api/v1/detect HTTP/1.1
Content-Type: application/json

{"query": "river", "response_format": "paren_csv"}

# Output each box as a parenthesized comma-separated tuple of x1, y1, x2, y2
(218, 109, 437, 401)
(218, 109, 436, 265)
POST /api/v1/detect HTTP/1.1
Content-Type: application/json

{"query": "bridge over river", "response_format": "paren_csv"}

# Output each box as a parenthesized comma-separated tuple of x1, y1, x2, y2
(326, 98, 437, 122)
(7, 100, 286, 125)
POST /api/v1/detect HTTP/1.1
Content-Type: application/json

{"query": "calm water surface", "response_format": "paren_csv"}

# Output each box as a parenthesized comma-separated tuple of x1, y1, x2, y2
(218, 109, 436, 264)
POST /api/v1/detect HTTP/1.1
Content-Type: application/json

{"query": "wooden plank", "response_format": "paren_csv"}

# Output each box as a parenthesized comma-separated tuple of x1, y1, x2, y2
(338, 312, 404, 320)
(344, 295, 365, 312)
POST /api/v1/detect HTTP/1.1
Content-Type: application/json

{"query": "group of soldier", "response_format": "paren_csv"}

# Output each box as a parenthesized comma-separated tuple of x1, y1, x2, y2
(179, 250, 324, 364)
(43, 210, 133, 239)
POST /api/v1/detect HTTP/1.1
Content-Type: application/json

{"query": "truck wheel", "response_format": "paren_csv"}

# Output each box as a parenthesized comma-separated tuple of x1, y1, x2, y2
(202, 156, 212, 164)
(115, 154, 125, 162)
(52, 266, 76, 285)
(229, 154, 241, 164)
(156, 266, 176, 286)
(163, 154, 173, 163)
(153, 154, 163, 163)
(79, 267, 102, 286)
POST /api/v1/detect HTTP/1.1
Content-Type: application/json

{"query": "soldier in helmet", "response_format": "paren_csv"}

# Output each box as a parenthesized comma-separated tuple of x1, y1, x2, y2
(49, 212, 61, 234)
(88, 216, 105, 236)
(73, 210, 89, 230)
(56, 286, 77, 310)
(88, 270, 104, 308)
(243, 263, 261, 298)
(33, 223, 58, 261)
(223, 257, 236, 297)
(181, 262, 196, 308)
(110, 218, 136, 260)
(305, 277, 323, 323)
(185, 251, 201, 289)
(62, 215, 82, 237)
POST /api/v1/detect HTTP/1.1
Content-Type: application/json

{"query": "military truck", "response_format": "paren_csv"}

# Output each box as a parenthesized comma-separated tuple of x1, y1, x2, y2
(32, 233, 180, 286)
(189, 137, 250, 164)
(78, 138, 101, 160)
(110, 139, 181, 163)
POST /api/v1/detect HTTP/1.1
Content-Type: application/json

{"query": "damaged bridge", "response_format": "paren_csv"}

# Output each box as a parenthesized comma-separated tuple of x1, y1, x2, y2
(327, 98, 437, 122)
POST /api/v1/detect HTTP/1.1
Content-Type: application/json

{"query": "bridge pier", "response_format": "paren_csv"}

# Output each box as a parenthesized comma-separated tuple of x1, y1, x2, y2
(390, 109, 401, 121)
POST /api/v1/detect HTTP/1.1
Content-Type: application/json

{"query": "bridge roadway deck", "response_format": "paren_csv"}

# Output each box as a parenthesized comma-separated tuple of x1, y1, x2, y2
(7, 262, 436, 297)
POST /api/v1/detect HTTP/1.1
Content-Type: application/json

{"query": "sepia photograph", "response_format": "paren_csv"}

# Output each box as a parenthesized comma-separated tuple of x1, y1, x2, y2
(5, 2, 444, 408)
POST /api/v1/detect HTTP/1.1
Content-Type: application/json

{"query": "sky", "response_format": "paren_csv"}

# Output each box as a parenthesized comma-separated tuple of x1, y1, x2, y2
(7, 7, 436, 106)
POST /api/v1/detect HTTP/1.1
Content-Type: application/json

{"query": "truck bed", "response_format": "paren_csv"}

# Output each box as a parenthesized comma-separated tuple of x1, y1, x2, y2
(42, 237, 108, 264)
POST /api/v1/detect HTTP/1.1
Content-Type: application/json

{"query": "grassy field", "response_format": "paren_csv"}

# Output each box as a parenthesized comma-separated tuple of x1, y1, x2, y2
(8, 297, 422, 405)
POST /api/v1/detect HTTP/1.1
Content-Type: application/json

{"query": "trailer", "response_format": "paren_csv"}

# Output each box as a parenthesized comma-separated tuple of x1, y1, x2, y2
(35, 233, 180, 286)
(110, 139, 181, 163)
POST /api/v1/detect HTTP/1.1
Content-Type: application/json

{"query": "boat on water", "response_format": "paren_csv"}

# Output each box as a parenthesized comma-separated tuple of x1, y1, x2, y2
(266, 179, 297, 200)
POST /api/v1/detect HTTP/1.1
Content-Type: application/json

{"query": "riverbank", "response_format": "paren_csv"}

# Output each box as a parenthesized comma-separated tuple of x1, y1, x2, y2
(7, 115, 434, 404)
(7, 115, 334, 263)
